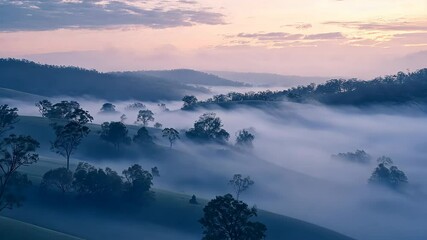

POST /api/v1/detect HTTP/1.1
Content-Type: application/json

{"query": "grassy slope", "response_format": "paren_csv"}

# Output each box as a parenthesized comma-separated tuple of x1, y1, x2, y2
(3, 116, 354, 240)
(0, 216, 81, 240)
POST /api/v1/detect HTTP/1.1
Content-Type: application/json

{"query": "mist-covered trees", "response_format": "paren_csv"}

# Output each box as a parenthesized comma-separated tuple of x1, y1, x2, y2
(332, 149, 372, 164)
(200, 194, 266, 240)
(369, 156, 408, 189)
(100, 103, 117, 113)
(0, 105, 19, 136)
(189, 194, 198, 204)
(72, 162, 123, 199)
(182, 95, 198, 109)
(235, 129, 255, 148)
(186, 113, 229, 144)
(0, 134, 39, 211)
(162, 128, 180, 148)
(100, 121, 131, 150)
(136, 109, 154, 126)
(133, 127, 154, 145)
(123, 164, 153, 202)
(229, 174, 254, 200)
(36, 100, 93, 124)
(41, 168, 73, 194)
(125, 102, 146, 111)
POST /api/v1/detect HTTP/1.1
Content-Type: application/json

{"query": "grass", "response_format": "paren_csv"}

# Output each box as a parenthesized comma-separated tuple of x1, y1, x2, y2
(0, 216, 82, 240)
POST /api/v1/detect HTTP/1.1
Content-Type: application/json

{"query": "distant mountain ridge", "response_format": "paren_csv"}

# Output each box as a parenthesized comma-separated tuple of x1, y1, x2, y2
(115, 69, 247, 87)
(209, 71, 330, 87)
(0, 59, 208, 101)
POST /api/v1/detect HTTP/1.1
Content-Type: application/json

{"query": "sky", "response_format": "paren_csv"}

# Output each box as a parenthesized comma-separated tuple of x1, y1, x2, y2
(0, 0, 426, 78)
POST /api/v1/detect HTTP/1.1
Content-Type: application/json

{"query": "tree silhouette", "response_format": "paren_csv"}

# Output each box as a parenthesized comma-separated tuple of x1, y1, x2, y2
(186, 113, 229, 144)
(162, 128, 180, 148)
(51, 121, 90, 170)
(235, 129, 255, 148)
(0, 105, 19, 136)
(133, 127, 154, 145)
(136, 109, 154, 126)
(123, 164, 153, 202)
(100, 103, 117, 113)
(0, 135, 39, 211)
(182, 95, 198, 109)
(36, 100, 93, 124)
(100, 122, 131, 150)
(229, 174, 254, 200)
(369, 157, 408, 189)
(200, 194, 266, 240)
(41, 168, 73, 193)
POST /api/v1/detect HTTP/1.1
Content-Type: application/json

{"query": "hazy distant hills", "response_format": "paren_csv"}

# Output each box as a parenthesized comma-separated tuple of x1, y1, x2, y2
(209, 71, 330, 87)
(0, 59, 209, 101)
(114, 69, 247, 87)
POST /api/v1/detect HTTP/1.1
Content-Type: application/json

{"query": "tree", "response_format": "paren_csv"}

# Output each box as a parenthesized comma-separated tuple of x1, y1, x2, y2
(120, 114, 127, 123)
(182, 95, 198, 109)
(332, 149, 372, 164)
(133, 127, 154, 145)
(369, 157, 408, 189)
(157, 103, 169, 112)
(100, 122, 131, 150)
(136, 109, 154, 126)
(0, 105, 19, 136)
(41, 168, 73, 194)
(189, 194, 198, 204)
(36, 100, 93, 124)
(123, 164, 153, 202)
(151, 167, 160, 177)
(186, 113, 230, 144)
(162, 128, 180, 148)
(0, 135, 39, 211)
(154, 122, 163, 129)
(199, 194, 266, 240)
(235, 129, 255, 148)
(99, 103, 117, 113)
(125, 102, 146, 111)
(51, 121, 90, 170)
(229, 174, 254, 200)
(72, 162, 123, 199)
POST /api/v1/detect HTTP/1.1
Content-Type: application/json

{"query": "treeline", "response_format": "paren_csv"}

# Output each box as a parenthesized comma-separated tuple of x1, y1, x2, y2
(184, 68, 427, 107)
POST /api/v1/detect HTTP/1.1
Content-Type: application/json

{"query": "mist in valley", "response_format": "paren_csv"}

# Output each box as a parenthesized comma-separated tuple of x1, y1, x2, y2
(2, 88, 427, 240)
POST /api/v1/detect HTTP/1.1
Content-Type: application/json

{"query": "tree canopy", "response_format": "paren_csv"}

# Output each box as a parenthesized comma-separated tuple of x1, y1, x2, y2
(186, 113, 229, 144)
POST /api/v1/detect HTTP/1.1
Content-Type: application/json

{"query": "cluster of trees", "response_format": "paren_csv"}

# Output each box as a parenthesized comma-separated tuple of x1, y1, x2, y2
(0, 105, 39, 212)
(187, 69, 427, 106)
(369, 156, 408, 189)
(332, 149, 372, 164)
(41, 163, 155, 202)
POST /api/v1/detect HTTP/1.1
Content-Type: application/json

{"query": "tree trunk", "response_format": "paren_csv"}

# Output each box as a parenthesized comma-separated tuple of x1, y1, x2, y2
(66, 155, 70, 170)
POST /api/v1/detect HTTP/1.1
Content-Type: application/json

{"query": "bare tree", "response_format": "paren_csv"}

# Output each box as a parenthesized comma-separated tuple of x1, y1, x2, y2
(229, 174, 254, 200)
(162, 128, 180, 148)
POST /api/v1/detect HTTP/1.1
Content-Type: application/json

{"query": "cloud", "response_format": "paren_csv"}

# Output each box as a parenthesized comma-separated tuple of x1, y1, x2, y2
(304, 32, 345, 40)
(0, 0, 225, 31)
(283, 23, 313, 30)
(232, 31, 345, 43)
(324, 20, 427, 32)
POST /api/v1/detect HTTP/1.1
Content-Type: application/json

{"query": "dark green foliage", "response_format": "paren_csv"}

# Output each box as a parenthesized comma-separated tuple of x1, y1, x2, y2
(186, 113, 229, 144)
(72, 162, 123, 199)
(100, 121, 131, 150)
(123, 164, 153, 202)
(229, 174, 254, 200)
(36, 100, 93, 124)
(0, 105, 19, 136)
(41, 168, 73, 193)
(369, 157, 408, 189)
(51, 121, 90, 170)
(133, 127, 154, 145)
(162, 128, 180, 148)
(182, 95, 198, 109)
(0, 134, 39, 211)
(189, 194, 198, 204)
(332, 149, 372, 164)
(100, 103, 117, 113)
(0, 58, 203, 101)
(235, 129, 255, 148)
(136, 109, 154, 126)
(199, 194, 266, 240)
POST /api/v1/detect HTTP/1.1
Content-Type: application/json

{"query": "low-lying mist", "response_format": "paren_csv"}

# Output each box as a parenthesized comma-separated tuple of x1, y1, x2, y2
(2, 95, 427, 240)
